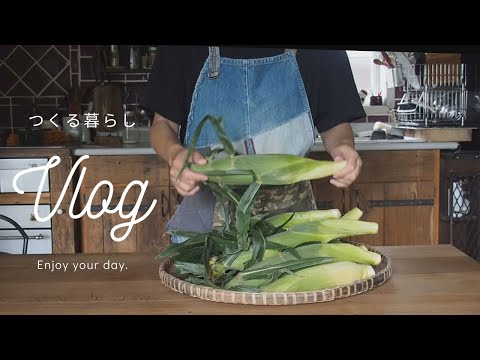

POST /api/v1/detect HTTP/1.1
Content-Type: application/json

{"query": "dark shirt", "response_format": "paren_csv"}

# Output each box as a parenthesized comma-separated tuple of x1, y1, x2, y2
(141, 46, 366, 142)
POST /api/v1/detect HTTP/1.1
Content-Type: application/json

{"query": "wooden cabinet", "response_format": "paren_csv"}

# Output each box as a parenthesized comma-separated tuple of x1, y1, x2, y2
(0, 148, 76, 253)
(309, 149, 440, 246)
(77, 155, 173, 253)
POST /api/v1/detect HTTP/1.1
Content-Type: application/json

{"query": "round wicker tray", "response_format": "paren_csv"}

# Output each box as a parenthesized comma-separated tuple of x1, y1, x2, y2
(159, 243, 392, 306)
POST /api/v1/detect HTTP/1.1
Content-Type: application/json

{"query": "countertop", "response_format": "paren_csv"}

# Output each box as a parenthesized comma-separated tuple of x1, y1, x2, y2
(0, 245, 478, 315)
(70, 138, 459, 156)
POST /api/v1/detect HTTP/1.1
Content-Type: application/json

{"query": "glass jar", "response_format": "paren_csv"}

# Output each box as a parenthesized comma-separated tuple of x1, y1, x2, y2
(122, 111, 139, 144)
(146, 46, 157, 69)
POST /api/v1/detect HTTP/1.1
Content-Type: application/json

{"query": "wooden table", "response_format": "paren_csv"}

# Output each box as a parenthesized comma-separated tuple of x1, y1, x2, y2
(0, 245, 479, 314)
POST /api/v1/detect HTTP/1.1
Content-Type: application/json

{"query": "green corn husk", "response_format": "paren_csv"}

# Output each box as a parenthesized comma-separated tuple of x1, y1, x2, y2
(225, 248, 279, 271)
(190, 154, 346, 185)
(253, 209, 341, 229)
(261, 261, 375, 292)
(285, 243, 381, 266)
(224, 256, 334, 290)
(240, 242, 381, 270)
(358, 244, 368, 251)
(266, 219, 379, 247)
(341, 207, 363, 220)
(228, 207, 365, 271)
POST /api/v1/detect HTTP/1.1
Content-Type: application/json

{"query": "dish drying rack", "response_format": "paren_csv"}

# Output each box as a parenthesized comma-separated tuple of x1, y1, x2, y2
(394, 62, 469, 128)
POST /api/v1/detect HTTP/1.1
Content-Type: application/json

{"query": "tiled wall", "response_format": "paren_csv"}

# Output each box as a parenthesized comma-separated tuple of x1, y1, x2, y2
(0, 45, 149, 132)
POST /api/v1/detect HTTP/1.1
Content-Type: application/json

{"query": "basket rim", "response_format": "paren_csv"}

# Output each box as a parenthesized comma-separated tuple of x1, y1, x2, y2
(158, 242, 393, 306)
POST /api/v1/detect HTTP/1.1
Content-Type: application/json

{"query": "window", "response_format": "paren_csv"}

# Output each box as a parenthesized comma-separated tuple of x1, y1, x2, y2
(347, 50, 389, 102)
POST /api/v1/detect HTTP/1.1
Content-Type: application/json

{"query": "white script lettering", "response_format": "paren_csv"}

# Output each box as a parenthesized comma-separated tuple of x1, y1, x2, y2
(13, 155, 157, 242)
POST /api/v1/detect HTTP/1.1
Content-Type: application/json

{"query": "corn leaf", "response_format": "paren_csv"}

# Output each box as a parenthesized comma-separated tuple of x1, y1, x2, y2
(167, 229, 201, 238)
(175, 261, 205, 276)
(208, 116, 235, 157)
(173, 246, 204, 263)
(244, 228, 266, 269)
(204, 182, 240, 206)
(178, 115, 235, 181)
(238, 257, 334, 280)
(236, 182, 261, 250)
(155, 233, 206, 259)
(209, 234, 240, 255)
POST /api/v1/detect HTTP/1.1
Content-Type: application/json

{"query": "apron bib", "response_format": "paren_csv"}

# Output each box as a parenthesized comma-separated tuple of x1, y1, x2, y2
(168, 47, 317, 242)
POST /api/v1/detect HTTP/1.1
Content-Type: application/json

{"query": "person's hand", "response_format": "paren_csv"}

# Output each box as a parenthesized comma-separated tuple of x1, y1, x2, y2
(169, 145, 208, 197)
(329, 144, 362, 188)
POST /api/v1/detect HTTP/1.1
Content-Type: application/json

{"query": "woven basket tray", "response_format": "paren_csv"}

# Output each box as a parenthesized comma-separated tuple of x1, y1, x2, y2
(159, 243, 392, 306)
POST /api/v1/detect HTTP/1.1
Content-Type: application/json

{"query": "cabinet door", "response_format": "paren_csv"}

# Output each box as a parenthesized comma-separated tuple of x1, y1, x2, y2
(135, 186, 171, 252)
(80, 186, 105, 253)
(170, 186, 182, 216)
(51, 204, 75, 253)
(350, 183, 385, 246)
(311, 178, 348, 213)
(383, 182, 435, 245)
(101, 186, 138, 253)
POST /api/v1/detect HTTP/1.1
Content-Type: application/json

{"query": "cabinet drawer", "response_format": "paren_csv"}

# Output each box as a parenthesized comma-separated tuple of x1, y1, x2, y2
(0, 229, 52, 254)
(0, 205, 52, 229)
(0, 158, 49, 193)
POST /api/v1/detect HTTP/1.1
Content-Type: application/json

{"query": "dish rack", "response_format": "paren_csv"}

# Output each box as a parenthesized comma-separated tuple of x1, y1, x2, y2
(394, 63, 469, 128)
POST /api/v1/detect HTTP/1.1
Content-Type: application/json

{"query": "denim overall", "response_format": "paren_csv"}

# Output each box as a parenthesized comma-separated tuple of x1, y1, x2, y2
(168, 47, 317, 243)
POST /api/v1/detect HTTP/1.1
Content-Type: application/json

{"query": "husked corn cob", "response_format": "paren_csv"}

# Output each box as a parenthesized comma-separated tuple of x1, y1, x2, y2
(261, 261, 375, 292)
(190, 154, 346, 185)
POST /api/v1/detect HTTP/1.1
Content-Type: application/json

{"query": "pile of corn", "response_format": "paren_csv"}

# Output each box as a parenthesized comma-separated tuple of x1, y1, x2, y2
(157, 115, 380, 293)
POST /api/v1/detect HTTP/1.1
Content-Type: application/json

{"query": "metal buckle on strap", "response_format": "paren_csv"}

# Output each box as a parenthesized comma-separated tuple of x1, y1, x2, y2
(208, 46, 220, 79)
(208, 70, 220, 79)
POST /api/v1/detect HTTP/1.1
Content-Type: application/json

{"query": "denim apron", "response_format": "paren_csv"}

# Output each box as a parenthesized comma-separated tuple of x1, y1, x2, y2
(168, 47, 317, 243)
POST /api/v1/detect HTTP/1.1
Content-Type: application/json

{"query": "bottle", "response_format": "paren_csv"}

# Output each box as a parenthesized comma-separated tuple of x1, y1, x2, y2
(129, 45, 140, 70)
(146, 46, 157, 69)
(110, 45, 120, 67)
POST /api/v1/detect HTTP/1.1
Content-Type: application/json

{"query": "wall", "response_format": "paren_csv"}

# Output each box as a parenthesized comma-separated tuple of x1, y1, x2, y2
(0, 45, 148, 133)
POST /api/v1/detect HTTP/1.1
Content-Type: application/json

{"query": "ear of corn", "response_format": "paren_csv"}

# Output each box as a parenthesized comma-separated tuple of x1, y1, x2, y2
(341, 207, 363, 220)
(227, 248, 279, 271)
(358, 244, 369, 251)
(266, 219, 379, 247)
(190, 154, 346, 185)
(224, 257, 334, 290)
(285, 243, 381, 266)
(181, 115, 346, 186)
(224, 242, 381, 290)
(261, 261, 375, 292)
(161, 114, 382, 294)
(253, 209, 342, 229)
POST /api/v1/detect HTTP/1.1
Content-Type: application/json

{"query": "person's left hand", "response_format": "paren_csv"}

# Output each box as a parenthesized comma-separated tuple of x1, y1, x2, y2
(329, 144, 362, 188)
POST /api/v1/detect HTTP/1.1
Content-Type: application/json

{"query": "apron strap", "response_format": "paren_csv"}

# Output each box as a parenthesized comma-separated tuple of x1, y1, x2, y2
(208, 47, 297, 79)
(208, 46, 220, 79)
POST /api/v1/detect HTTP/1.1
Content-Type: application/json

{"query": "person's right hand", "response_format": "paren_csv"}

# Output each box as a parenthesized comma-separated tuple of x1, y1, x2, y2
(169, 145, 208, 197)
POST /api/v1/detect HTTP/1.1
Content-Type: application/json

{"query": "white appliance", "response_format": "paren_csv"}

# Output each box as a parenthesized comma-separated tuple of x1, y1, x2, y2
(0, 158, 53, 254)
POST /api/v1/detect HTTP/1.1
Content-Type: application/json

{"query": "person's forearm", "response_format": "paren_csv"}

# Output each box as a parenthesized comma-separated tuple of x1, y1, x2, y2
(319, 122, 355, 158)
(150, 113, 184, 166)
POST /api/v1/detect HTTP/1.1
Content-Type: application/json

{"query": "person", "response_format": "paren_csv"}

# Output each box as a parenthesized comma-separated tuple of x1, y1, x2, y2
(141, 46, 366, 242)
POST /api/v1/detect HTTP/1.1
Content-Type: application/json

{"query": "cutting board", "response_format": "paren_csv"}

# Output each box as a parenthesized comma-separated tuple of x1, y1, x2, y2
(93, 84, 125, 133)
(402, 127, 474, 142)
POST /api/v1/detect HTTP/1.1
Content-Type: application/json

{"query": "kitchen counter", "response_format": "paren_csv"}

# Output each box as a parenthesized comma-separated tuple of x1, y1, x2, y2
(70, 138, 459, 156)
(0, 245, 478, 315)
